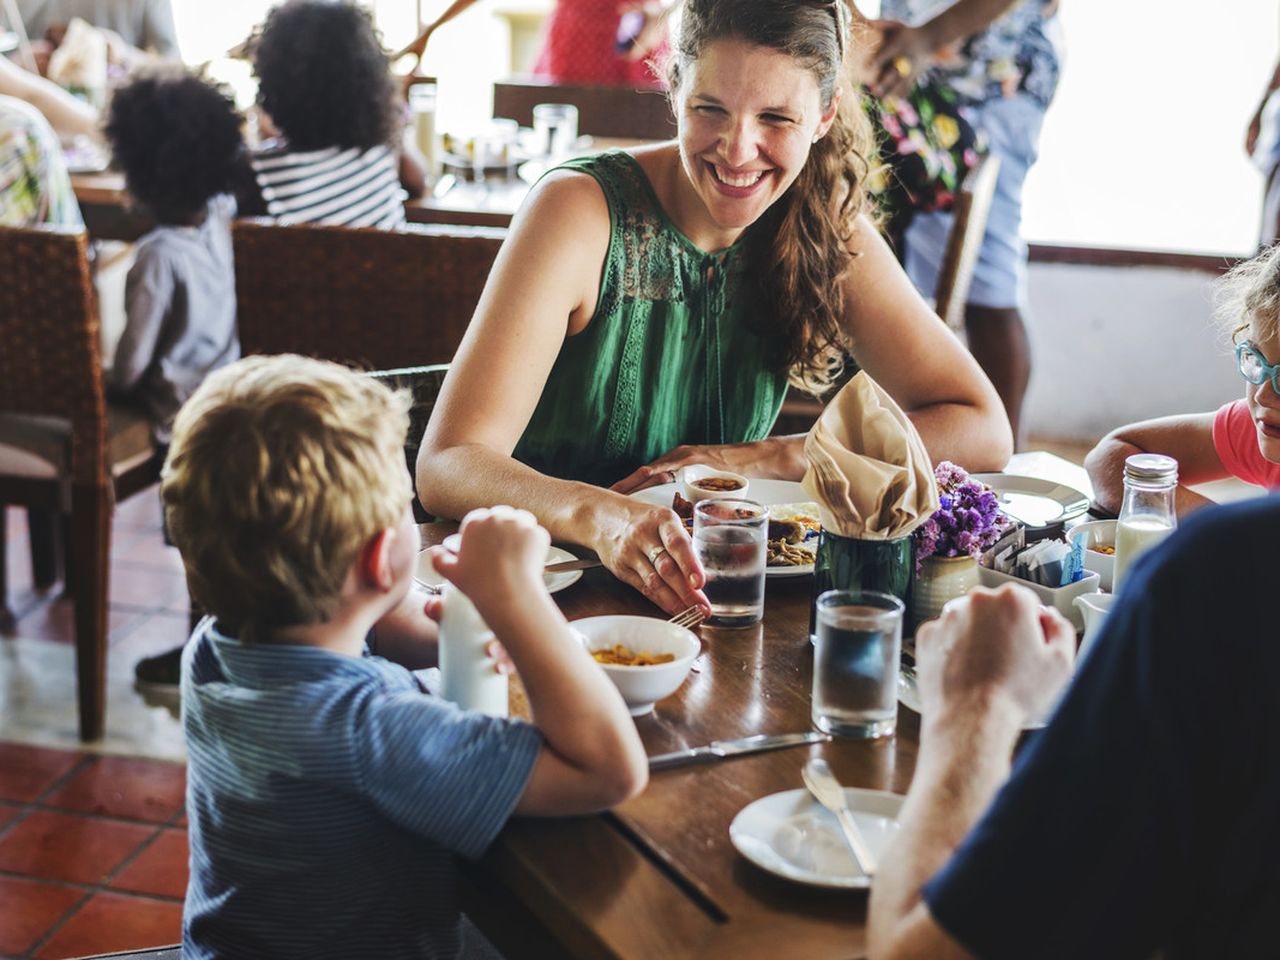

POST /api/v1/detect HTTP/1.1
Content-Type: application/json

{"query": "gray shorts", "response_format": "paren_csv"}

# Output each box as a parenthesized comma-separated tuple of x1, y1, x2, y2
(901, 92, 1048, 311)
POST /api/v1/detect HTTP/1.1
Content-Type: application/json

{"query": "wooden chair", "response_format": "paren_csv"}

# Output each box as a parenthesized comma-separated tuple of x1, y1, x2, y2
(366, 365, 449, 522)
(0, 224, 163, 741)
(493, 78, 676, 141)
(772, 154, 1003, 434)
(233, 220, 505, 370)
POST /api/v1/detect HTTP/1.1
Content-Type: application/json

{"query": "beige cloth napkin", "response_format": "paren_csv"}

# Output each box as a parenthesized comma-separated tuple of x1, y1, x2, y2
(801, 372, 939, 540)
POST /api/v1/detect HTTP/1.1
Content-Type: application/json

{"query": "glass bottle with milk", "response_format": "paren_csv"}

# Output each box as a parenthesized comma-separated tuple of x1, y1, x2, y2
(1112, 454, 1177, 592)
(438, 584, 508, 717)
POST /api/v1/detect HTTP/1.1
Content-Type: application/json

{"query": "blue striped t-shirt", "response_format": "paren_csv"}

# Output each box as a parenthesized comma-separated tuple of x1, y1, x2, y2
(181, 618, 543, 959)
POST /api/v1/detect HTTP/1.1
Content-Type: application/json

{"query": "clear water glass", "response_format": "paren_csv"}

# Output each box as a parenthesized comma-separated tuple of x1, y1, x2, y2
(692, 499, 767, 628)
(532, 103, 579, 159)
(812, 589, 903, 739)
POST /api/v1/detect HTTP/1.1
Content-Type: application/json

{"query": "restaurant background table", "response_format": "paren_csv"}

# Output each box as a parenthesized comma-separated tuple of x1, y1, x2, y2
(427, 453, 1095, 960)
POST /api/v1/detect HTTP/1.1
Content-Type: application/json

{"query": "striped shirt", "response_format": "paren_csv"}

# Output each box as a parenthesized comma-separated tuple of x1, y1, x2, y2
(249, 141, 406, 229)
(182, 618, 543, 960)
(0, 95, 81, 228)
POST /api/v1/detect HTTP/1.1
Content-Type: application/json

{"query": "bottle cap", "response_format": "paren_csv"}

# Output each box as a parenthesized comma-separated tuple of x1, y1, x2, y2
(1123, 453, 1178, 484)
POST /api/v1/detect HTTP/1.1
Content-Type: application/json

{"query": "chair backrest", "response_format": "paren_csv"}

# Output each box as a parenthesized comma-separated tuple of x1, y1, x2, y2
(493, 78, 676, 141)
(232, 220, 505, 370)
(0, 224, 107, 484)
(366, 364, 449, 523)
(932, 152, 1001, 334)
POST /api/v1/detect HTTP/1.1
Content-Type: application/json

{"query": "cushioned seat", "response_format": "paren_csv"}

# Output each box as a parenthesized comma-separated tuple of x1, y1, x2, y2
(0, 405, 155, 481)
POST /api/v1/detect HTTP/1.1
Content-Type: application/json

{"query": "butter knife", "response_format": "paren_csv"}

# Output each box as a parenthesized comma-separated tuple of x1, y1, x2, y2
(649, 731, 831, 771)
(544, 558, 601, 573)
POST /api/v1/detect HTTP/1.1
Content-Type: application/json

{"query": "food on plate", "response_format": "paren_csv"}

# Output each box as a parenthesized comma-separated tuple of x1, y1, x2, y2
(672, 490, 695, 522)
(591, 644, 676, 667)
(1088, 543, 1116, 555)
(692, 476, 745, 492)
(668, 494, 822, 568)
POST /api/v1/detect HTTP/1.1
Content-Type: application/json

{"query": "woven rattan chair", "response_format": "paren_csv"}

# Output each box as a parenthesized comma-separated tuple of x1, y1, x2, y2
(493, 78, 676, 141)
(233, 220, 504, 371)
(0, 224, 163, 741)
(366, 365, 449, 522)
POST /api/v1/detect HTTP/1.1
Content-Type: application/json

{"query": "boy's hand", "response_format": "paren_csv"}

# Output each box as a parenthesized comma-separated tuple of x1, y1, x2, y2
(427, 506, 551, 610)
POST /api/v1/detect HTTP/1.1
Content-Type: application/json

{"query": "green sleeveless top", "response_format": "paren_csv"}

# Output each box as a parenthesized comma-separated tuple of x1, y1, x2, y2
(513, 152, 789, 487)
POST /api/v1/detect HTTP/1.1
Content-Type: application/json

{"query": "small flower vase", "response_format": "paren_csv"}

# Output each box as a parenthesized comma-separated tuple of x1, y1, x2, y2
(911, 554, 981, 628)
(808, 531, 913, 642)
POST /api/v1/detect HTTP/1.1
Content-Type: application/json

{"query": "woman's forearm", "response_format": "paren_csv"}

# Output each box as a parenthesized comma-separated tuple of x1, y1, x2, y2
(908, 401, 1012, 473)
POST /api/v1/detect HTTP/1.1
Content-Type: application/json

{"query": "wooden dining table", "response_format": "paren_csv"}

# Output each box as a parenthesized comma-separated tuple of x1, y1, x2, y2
(426, 452, 1094, 960)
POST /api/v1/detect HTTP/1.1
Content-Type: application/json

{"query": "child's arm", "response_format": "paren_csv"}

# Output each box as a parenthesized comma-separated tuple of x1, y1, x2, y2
(430, 507, 648, 816)
(107, 249, 173, 394)
(1084, 413, 1224, 516)
(371, 586, 439, 669)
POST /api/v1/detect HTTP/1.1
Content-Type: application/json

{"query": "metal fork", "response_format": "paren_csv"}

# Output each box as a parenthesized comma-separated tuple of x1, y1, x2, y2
(668, 605, 706, 629)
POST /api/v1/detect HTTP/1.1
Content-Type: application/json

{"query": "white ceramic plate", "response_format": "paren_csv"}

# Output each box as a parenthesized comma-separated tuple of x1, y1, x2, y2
(630, 479, 817, 577)
(416, 535, 584, 594)
(971, 473, 1089, 529)
(730, 787, 904, 889)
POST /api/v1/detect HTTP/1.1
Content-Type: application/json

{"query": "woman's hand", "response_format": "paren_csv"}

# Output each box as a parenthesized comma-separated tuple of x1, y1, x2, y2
(595, 496, 708, 617)
(610, 437, 805, 495)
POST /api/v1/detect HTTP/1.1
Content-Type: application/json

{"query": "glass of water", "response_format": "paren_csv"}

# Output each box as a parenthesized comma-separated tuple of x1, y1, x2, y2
(532, 103, 579, 160)
(692, 499, 767, 628)
(812, 589, 903, 739)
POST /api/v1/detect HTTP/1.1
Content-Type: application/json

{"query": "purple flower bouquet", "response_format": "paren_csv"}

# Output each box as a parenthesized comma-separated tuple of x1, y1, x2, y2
(913, 461, 1007, 572)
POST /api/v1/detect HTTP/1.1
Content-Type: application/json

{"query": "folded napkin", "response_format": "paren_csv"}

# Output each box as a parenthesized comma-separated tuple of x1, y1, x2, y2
(801, 372, 939, 540)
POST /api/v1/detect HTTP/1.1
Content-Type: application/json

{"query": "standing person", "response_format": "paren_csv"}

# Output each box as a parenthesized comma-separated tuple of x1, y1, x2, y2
(240, 0, 421, 229)
(165, 355, 647, 959)
(15, 0, 180, 60)
(1246, 28, 1280, 247)
(867, 494, 1280, 959)
(866, 0, 1064, 447)
(396, 0, 673, 88)
(418, 0, 1012, 617)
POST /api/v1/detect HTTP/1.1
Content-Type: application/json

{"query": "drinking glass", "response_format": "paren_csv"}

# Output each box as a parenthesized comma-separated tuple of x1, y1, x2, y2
(811, 589, 903, 739)
(408, 82, 440, 181)
(532, 103, 579, 159)
(692, 499, 767, 628)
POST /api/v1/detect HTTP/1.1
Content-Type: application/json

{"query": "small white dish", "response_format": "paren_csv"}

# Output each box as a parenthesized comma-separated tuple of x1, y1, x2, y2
(977, 566, 1099, 633)
(680, 465, 750, 504)
(1072, 519, 1116, 592)
(573, 615, 699, 716)
(632, 479, 817, 577)
(971, 473, 1090, 531)
(415, 536, 584, 595)
(730, 787, 904, 889)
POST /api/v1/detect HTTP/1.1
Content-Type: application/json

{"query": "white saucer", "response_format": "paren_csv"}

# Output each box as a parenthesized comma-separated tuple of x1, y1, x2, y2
(416, 537, 584, 595)
(630, 479, 817, 577)
(730, 787, 904, 889)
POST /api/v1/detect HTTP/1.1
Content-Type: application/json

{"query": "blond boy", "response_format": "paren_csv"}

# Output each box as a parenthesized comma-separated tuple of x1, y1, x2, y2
(165, 355, 646, 960)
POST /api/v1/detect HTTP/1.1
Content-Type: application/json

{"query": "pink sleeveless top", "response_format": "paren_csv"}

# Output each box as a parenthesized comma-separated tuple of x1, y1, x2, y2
(533, 0, 666, 87)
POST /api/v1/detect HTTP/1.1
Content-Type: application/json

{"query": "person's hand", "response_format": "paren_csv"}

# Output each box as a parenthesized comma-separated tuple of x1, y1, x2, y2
(428, 505, 551, 610)
(610, 443, 751, 495)
(422, 593, 515, 674)
(596, 495, 708, 616)
(915, 584, 1075, 729)
(866, 19, 932, 99)
(616, 0, 669, 62)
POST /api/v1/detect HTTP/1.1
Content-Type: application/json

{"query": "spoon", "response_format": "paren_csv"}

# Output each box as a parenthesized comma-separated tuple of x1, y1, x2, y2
(802, 758, 878, 877)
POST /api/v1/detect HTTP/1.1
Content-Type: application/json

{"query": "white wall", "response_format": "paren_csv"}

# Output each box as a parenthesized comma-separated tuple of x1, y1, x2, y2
(1022, 261, 1243, 443)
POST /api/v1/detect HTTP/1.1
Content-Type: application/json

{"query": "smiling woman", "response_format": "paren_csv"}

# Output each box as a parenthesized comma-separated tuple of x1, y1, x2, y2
(416, 0, 1011, 617)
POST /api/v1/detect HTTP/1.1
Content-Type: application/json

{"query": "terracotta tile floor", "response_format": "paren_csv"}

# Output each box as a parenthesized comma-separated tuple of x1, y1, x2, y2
(0, 744, 186, 959)
(2, 491, 189, 957)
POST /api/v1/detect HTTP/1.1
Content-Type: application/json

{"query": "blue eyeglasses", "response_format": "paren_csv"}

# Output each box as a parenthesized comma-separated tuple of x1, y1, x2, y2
(1236, 341, 1280, 394)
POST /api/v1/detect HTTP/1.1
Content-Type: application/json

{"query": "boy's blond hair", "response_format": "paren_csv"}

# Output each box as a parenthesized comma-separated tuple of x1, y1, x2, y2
(1214, 243, 1280, 347)
(162, 355, 411, 643)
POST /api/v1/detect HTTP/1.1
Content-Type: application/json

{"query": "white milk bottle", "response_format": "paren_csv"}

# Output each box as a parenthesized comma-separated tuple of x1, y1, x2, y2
(438, 583, 508, 717)
(1113, 454, 1178, 592)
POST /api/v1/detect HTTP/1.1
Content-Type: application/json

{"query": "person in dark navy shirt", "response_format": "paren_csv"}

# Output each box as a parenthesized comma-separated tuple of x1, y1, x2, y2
(870, 495, 1280, 960)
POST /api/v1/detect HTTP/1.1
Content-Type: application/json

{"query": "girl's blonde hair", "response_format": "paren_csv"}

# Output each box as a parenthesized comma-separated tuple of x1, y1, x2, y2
(665, 0, 877, 391)
(1213, 243, 1280, 346)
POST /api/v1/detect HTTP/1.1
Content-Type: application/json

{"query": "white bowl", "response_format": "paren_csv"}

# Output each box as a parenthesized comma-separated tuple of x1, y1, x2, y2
(680, 465, 750, 504)
(1072, 519, 1116, 592)
(573, 615, 700, 716)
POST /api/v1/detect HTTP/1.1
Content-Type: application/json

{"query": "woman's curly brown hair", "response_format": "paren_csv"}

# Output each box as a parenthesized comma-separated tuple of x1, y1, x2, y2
(666, 0, 876, 391)
(105, 68, 246, 224)
(253, 0, 398, 152)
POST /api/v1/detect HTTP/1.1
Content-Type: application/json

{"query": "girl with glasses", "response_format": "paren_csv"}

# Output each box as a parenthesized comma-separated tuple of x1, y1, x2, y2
(419, 0, 1011, 617)
(1087, 245, 1280, 515)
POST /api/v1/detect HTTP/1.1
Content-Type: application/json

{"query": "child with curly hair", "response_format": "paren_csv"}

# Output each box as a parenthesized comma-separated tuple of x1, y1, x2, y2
(104, 67, 244, 446)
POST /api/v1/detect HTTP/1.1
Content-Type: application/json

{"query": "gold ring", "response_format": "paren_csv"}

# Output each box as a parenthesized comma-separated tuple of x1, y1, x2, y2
(892, 56, 912, 78)
(646, 545, 668, 565)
